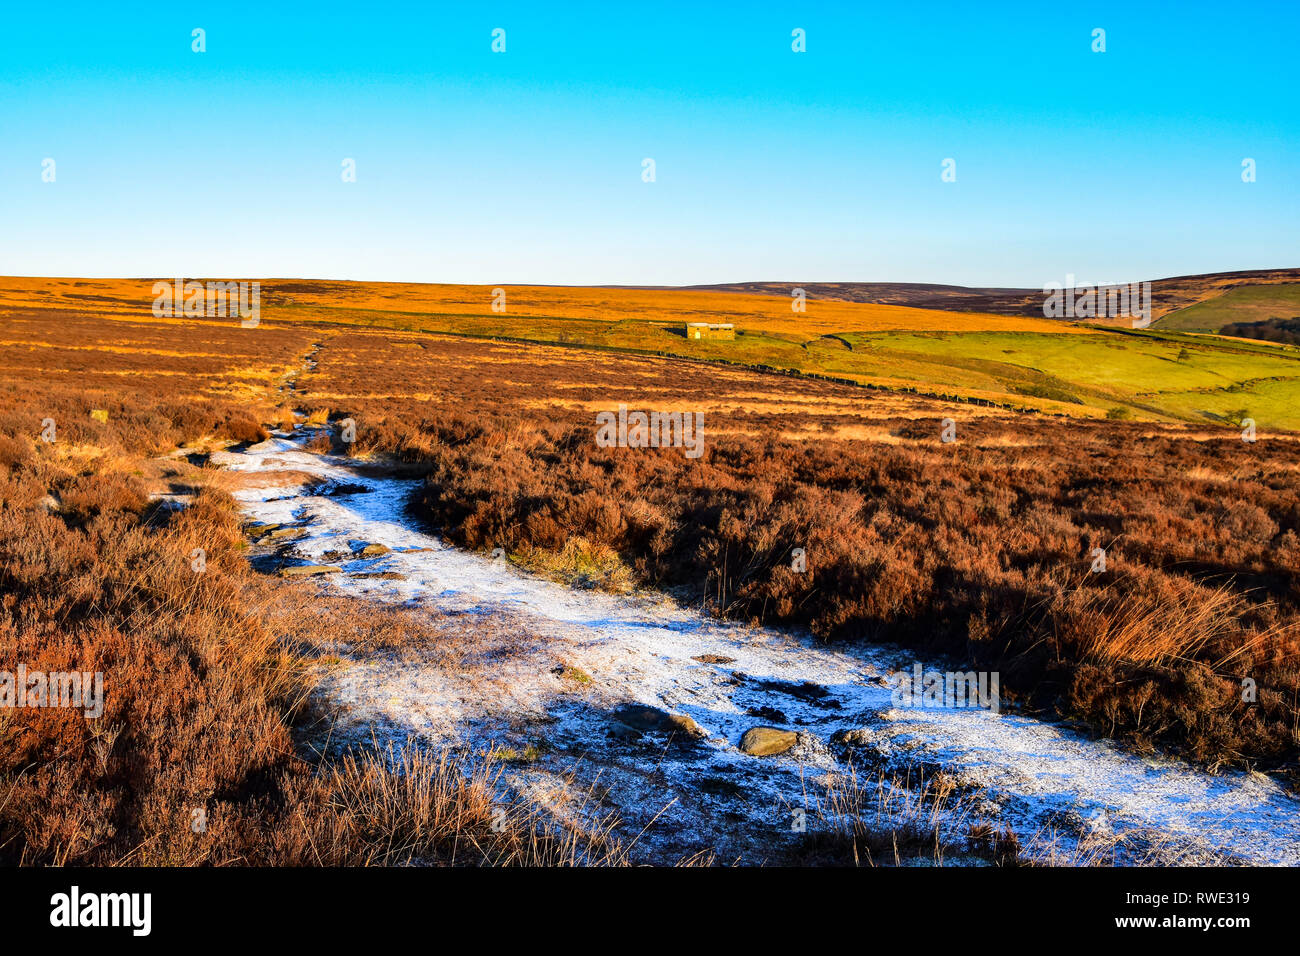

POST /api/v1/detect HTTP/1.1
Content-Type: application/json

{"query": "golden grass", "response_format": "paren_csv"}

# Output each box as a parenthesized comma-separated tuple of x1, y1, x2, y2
(1069, 583, 1290, 671)
(0, 275, 1092, 337)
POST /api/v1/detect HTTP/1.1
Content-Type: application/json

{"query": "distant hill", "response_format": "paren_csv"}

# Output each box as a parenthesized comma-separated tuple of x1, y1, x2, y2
(677, 268, 1300, 322)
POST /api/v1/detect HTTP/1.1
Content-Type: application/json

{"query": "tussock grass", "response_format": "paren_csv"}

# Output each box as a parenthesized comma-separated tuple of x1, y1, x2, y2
(1064, 583, 1250, 668)
(280, 744, 630, 866)
(792, 767, 1020, 867)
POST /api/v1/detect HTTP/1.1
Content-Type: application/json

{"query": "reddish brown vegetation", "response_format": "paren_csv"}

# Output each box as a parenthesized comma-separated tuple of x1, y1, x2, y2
(299, 330, 1300, 779)
(0, 314, 610, 864)
(1, 305, 1296, 873)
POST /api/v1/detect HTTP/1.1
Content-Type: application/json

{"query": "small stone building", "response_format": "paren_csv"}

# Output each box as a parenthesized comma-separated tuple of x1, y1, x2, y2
(685, 322, 735, 341)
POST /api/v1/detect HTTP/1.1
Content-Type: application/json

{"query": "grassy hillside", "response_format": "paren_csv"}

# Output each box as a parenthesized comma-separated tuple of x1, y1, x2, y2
(829, 329, 1300, 427)
(1156, 283, 1300, 331)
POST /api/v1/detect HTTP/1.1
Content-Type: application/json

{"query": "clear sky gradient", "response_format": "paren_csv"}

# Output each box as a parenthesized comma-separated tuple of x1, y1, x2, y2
(2, 1, 1296, 287)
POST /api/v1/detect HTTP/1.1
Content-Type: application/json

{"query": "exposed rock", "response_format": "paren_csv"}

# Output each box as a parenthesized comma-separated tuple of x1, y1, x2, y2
(746, 705, 788, 724)
(149, 495, 193, 512)
(206, 450, 245, 467)
(351, 571, 406, 580)
(356, 542, 390, 557)
(738, 726, 799, 757)
(612, 704, 705, 741)
(279, 564, 341, 577)
(692, 654, 736, 665)
(311, 481, 371, 497)
(831, 727, 880, 749)
(755, 679, 840, 708)
(267, 527, 307, 540)
(607, 723, 641, 742)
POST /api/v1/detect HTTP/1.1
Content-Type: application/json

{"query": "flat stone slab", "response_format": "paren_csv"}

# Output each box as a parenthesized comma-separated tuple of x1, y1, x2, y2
(266, 527, 308, 540)
(279, 564, 342, 577)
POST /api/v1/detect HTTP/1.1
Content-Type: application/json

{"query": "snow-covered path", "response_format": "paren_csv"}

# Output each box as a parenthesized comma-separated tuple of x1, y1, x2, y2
(213, 434, 1300, 866)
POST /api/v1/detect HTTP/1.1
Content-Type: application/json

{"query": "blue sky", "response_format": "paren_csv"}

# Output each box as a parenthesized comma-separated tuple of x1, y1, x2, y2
(1, 1, 1296, 287)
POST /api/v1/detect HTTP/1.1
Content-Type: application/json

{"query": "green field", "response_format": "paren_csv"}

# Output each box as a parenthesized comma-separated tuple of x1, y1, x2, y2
(832, 329, 1300, 428)
(1156, 283, 1300, 331)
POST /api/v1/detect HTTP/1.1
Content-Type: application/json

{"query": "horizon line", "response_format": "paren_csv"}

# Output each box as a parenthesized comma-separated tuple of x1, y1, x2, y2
(3, 266, 1299, 293)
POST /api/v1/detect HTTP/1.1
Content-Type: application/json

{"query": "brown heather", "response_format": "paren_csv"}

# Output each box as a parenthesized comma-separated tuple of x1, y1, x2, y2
(297, 329, 1300, 779)
(0, 303, 1297, 868)
(0, 312, 622, 865)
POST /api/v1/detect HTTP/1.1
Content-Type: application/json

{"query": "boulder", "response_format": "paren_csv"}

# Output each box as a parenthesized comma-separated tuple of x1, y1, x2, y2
(738, 726, 799, 757)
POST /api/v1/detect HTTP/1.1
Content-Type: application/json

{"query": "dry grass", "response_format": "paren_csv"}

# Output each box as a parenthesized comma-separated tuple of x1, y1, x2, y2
(515, 537, 637, 593)
(1064, 582, 1284, 669)
(280, 744, 630, 867)
(790, 767, 1031, 866)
